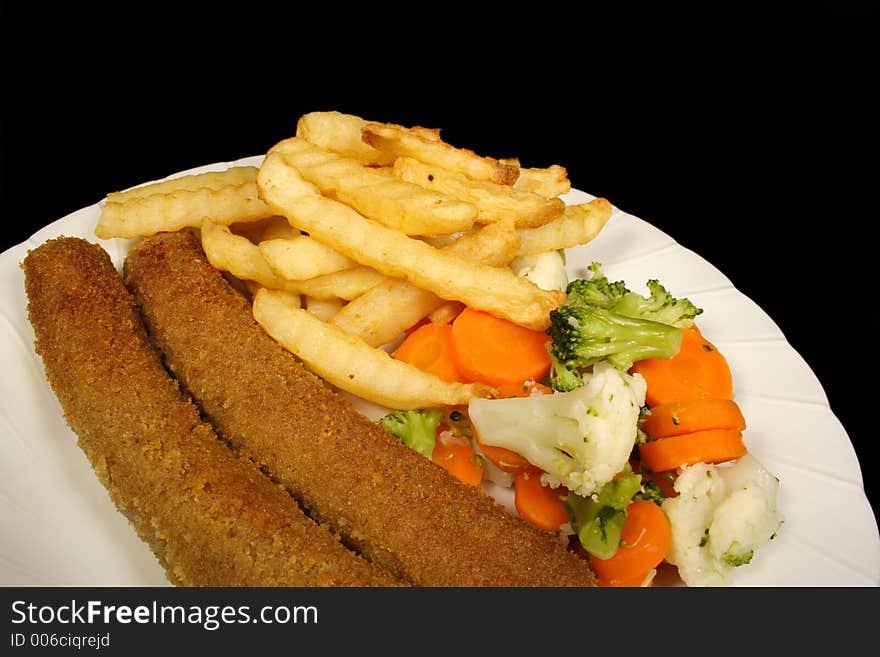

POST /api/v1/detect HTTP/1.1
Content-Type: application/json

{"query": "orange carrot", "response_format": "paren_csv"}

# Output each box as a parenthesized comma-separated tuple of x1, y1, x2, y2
(642, 397, 746, 439)
(589, 499, 671, 587)
(450, 307, 551, 387)
(477, 439, 531, 474)
(432, 434, 483, 486)
(494, 380, 554, 398)
(514, 468, 570, 532)
(638, 428, 747, 473)
(631, 325, 732, 407)
(393, 322, 464, 383)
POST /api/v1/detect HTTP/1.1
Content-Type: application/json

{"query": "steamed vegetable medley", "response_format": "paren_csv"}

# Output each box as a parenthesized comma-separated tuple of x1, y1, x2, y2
(379, 260, 782, 587)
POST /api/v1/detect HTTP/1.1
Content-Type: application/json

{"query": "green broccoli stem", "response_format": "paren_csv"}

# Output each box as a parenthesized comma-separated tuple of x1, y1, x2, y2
(564, 468, 643, 560)
(549, 305, 683, 372)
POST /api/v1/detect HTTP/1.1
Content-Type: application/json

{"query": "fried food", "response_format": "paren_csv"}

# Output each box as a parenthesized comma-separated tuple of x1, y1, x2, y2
(96, 166, 272, 239)
(272, 137, 477, 236)
(362, 121, 519, 185)
(259, 234, 356, 280)
(253, 288, 494, 409)
(257, 151, 565, 330)
(123, 231, 597, 587)
(393, 156, 566, 228)
(23, 237, 401, 587)
(515, 198, 613, 256)
(200, 219, 301, 293)
(329, 220, 520, 347)
(501, 159, 572, 198)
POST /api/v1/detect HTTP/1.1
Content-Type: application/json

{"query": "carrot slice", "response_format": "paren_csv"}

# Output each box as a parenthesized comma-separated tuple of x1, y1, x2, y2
(450, 307, 551, 387)
(590, 499, 671, 586)
(642, 397, 746, 439)
(494, 380, 554, 398)
(393, 322, 463, 383)
(432, 435, 483, 486)
(638, 428, 747, 472)
(631, 325, 732, 407)
(514, 468, 570, 532)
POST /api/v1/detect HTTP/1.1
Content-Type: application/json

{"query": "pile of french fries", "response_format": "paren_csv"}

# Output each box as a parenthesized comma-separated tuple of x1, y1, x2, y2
(96, 111, 613, 410)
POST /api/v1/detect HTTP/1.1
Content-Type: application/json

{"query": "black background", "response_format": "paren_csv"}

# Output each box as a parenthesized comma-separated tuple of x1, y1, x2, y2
(2, 4, 877, 541)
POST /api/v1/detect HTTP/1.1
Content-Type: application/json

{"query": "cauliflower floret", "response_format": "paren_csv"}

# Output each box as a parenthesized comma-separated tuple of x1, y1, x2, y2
(467, 361, 646, 497)
(663, 454, 783, 586)
(509, 250, 568, 292)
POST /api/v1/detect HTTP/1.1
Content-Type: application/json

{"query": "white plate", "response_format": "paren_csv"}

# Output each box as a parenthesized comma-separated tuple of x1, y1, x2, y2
(2, 157, 878, 587)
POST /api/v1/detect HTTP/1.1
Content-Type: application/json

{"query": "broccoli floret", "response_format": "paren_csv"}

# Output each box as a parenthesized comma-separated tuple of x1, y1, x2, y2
(564, 466, 643, 559)
(378, 409, 442, 458)
(613, 279, 703, 328)
(547, 347, 584, 392)
(564, 262, 629, 310)
(548, 304, 683, 372)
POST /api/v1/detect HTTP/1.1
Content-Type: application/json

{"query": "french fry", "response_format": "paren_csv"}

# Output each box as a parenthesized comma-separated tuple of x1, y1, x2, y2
(363, 122, 519, 185)
(259, 234, 356, 280)
(515, 198, 613, 256)
(252, 288, 494, 409)
(296, 111, 396, 165)
(260, 216, 300, 241)
(96, 167, 272, 239)
(106, 166, 260, 203)
(330, 221, 520, 347)
(200, 218, 300, 293)
(257, 151, 564, 331)
(427, 301, 465, 325)
(246, 282, 302, 309)
(292, 266, 387, 301)
(271, 137, 477, 236)
(204, 218, 383, 300)
(303, 295, 345, 322)
(500, 159, 572, 198)
(392, 156, 565, 228)
(295, 111, 441, 166)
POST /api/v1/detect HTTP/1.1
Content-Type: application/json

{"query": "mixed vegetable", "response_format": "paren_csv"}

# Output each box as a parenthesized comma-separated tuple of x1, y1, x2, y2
(379, 259, 782, 587)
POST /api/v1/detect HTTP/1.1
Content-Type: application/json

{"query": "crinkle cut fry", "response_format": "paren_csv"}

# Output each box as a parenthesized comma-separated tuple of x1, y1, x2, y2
(22, 237, 402, 587)
(123, 231, 596, 587)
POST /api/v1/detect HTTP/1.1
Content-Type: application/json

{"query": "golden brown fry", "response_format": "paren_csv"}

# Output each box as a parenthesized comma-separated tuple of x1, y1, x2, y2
(260, 216, 300, 241)
(295, 111, 441, 166)
(292, 266, 387, 301)
(296, 111, 396, 165)
(257, 151, 564, 330)
(106, 167, 259, 203)
(253, 289, 493, 409)
(271, 137, 477, 236)
(259, 235, 356, 280)
(200, 218, 299, 293)
(515, 165, 572, 198)
(393, 156, 565, 228)
(303, 295, 344, 322)
(515, 198, 613, 256)
(427, 301, 465, 325)
(96, 167, 272, 239)
(363, 122, 519, 185)
(330, 221, 520, 347)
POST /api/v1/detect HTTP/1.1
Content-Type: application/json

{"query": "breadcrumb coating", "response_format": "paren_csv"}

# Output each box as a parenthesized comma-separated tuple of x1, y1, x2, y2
(124, 231, 595, 587)
(23, 237, 401, 587)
